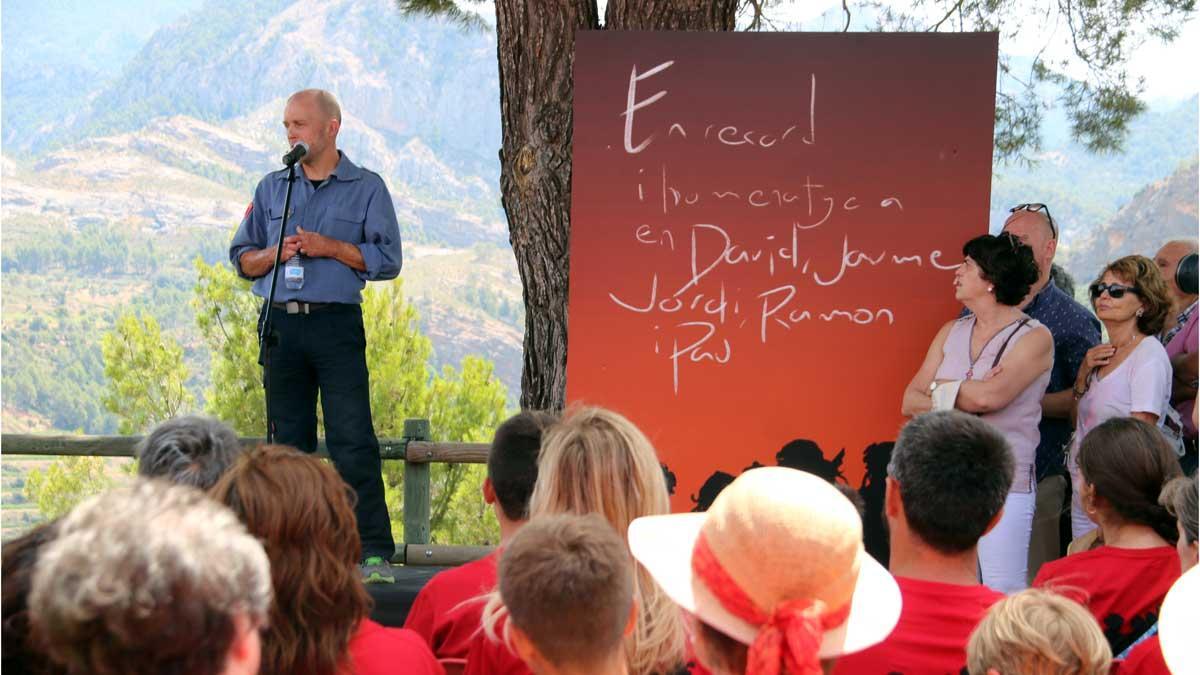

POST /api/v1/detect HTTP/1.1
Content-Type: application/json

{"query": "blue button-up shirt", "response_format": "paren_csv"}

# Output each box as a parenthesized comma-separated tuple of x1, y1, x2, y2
(1024, 281, 1101, 480)
(229, 151, 402, 304)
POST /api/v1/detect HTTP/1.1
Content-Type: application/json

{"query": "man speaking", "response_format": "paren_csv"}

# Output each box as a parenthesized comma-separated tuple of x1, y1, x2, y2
(230, 89, 401, 583)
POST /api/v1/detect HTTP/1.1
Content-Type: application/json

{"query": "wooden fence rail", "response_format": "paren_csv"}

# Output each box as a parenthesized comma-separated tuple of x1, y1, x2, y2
(0, 418, 489, 565)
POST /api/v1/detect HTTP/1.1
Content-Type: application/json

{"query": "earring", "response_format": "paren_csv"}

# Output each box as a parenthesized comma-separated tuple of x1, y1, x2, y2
(1137, 308, 1144, 317)
(987, 285, 994, 293)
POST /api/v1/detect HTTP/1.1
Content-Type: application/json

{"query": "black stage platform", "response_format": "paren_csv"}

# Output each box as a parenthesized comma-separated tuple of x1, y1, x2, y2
(364, 565, 449, 627)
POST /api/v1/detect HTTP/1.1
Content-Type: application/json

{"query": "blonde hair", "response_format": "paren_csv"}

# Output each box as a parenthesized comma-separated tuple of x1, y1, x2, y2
(966, 589, 1111, 675)
(483, 406, 686, 674)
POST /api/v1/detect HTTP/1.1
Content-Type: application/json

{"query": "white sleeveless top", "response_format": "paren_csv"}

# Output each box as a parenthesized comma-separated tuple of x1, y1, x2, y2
(935, 316, 1052, 492)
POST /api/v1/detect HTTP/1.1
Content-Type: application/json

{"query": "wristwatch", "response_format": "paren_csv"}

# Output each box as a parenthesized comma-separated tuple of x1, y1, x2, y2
(929, 381, 939, 395)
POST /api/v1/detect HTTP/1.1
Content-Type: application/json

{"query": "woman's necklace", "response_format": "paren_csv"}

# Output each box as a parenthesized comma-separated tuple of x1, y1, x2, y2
(1091, 333, 1143, 381)
(965, 315, 1022, 379)
(1111, 334, 1141, 351)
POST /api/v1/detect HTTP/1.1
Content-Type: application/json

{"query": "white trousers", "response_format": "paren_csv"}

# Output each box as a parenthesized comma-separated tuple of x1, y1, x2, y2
(979, 489, 1037, 594)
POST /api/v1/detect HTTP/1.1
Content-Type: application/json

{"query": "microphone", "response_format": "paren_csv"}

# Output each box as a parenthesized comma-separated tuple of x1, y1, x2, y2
(282, 142, 309, 166)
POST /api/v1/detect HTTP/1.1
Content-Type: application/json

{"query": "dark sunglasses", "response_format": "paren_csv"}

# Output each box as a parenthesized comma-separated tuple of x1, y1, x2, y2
(1089, 282, 1139, 300)
(1009, 203, 1057, 240)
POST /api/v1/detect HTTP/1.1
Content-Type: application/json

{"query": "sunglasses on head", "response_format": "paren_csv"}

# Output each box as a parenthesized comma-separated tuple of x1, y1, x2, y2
(1009, 203, 1057, 240)
(1089, 282, 1139, 300)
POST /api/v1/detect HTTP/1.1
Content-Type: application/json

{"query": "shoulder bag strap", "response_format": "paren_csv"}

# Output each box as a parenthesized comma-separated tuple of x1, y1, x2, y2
(990, 318, 1032, 369)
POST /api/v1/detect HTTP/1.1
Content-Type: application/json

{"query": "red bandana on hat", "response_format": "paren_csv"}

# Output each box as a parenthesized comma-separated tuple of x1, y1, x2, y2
(692, 532, 850, 675)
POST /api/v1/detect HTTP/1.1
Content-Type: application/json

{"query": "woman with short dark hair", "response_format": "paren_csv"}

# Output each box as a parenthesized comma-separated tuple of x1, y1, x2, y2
(1068, 255, 1174, 538)
(902, 232, 1054, 593)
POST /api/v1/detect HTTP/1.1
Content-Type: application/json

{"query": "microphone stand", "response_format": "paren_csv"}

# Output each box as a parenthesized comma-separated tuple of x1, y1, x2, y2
(259, 159, 300, 443)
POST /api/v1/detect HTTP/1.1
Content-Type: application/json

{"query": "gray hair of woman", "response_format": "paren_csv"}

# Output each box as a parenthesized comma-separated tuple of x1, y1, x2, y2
(28, 479, 272, 675)
(135, 415, 244, 490)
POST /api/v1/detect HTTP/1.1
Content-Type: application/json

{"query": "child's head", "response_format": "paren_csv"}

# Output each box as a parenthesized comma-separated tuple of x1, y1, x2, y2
(487, 410, 558, 522)
(966, 589, 1111, 675)
(499, 513, 636, 673)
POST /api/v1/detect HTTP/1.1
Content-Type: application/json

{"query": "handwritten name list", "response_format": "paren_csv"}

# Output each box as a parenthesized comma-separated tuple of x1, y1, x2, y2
(566, 31, 999, 507)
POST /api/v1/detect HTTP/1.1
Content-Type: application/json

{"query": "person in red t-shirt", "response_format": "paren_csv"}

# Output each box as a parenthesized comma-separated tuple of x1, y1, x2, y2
(466, 407, 691, 675)
(348, 619, 447, 675)
(834, 410, 1011, 675)
(405, 411, 557, 661)
(499, 514, 638, 675)
(1119, 473, 1197, 675)
(210, 445, 442, 675)
(1033, 417, 1183, 657)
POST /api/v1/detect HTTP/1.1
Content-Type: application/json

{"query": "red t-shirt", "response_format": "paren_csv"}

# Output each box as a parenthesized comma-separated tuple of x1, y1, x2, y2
(344, 619, 444, 675)
(464, 619, 532, 675)
(1033, 546, 1180, 654)
(404, 552, 499, 660)
(832, 576, 1002, 675)
(1119, 634, 1169, 675)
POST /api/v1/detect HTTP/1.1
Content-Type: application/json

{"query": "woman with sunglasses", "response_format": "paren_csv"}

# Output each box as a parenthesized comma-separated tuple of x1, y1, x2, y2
(1068, 255, 1173, 539)
(902, 232, 1053, 593)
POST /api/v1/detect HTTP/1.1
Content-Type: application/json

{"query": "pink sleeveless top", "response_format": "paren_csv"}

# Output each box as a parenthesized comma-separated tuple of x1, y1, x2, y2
(935, 316, 1052, 492)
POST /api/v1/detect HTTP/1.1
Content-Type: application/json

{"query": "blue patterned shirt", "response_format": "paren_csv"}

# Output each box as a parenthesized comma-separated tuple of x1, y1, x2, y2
(1024, 281, 1101, 480)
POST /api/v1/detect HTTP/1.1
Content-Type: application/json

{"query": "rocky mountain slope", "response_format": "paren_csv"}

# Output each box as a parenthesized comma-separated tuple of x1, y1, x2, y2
(1063, 161, 1200, 283)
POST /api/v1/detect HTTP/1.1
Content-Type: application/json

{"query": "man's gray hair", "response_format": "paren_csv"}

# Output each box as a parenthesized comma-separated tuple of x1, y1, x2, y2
(136, 415, 243, 490)
(29, 479, 272, 675)
(288, 88, 342, 122)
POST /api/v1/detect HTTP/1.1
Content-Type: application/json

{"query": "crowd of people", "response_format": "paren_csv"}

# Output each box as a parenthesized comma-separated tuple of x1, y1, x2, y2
(1, 216, 1197, 675)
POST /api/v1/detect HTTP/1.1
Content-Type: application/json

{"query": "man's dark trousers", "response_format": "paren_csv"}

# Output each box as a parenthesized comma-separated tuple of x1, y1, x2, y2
(265, 303, 395, 559)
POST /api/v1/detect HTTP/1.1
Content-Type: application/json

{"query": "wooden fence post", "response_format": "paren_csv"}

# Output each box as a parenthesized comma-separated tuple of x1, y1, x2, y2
(402, 419, 432, 554)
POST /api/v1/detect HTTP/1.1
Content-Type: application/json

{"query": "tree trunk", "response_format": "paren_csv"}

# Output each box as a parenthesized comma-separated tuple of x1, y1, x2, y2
(497, 0, 737, 410)
(605, 0, 737, 29)
(497, 0, 598, 410)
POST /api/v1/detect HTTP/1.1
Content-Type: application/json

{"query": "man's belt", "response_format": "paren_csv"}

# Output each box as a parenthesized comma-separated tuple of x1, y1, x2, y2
(272, 301, 333, 315)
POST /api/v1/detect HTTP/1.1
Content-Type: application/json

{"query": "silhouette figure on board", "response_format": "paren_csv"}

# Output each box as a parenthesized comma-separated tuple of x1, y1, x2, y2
(660, 463, 677, 496)
(690, 471, 736, 512)
(775, 439, 846, 484)
(859, 441, 894, 566)
(684, 437, 900, 539)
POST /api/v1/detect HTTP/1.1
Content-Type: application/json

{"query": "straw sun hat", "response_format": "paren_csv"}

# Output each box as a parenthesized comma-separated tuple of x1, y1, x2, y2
(628, 467, 900, 673)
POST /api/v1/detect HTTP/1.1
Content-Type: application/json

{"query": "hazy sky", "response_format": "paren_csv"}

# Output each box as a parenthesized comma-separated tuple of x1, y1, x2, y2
(461, 1, 1197, 104)
(761, 1, 1198, 104)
